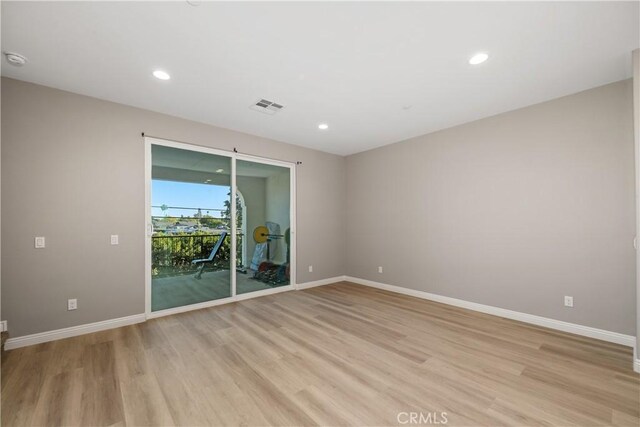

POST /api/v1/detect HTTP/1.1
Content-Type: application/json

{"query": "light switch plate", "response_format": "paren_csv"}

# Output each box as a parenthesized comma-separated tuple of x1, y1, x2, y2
(35, 237, 45, 248)
(110, 235, 119, 245)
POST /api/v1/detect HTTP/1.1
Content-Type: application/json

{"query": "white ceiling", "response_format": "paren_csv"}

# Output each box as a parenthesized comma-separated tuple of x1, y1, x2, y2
(2, 1, 638, 156)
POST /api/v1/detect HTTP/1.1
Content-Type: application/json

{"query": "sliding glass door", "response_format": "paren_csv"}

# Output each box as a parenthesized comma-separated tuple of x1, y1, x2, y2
(145, 138, 295, 316)
(149, 144, 233, 311)
(236, 159, 291, 294)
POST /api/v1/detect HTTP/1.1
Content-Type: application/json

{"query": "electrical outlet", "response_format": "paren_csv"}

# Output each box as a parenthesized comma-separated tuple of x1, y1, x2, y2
(308, 265, 313, 273)
(68, 299, 77, 311)
(35, 236, 45, 248)
(378, 266, 383, 273)
(564, 296, 573, 308)
(110, 235, 119, 245)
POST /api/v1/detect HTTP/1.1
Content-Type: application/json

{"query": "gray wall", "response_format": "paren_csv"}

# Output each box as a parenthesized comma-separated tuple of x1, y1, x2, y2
(1, 77, 347, 337)
(346, 80, 636, 335)
(2, 76, 636, 339)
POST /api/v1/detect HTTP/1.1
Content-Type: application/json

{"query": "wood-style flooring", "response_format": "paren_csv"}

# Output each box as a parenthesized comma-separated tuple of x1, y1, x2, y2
(2, 282, 639, 426)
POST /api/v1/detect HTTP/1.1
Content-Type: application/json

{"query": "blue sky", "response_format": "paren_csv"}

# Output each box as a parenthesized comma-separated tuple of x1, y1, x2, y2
(152, 180, 229, 218)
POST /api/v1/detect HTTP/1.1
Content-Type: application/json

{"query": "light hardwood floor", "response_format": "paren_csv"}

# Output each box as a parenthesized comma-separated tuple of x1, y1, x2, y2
(2, 282, 639, 426)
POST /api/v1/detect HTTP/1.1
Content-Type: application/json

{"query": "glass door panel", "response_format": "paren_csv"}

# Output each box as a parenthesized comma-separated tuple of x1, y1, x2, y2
(150, 144, 232, 311)
(236, 159, 291, 294)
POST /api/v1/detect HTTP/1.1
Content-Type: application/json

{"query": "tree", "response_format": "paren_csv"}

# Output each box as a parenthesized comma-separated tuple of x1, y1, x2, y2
(199, 215, 224, 229)
(222, 190, 244, 266)
(222, 190, 243, 229)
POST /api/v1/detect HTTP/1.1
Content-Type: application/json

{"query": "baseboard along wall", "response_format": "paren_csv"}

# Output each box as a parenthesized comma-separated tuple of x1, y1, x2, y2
(4, 275, 636, 354)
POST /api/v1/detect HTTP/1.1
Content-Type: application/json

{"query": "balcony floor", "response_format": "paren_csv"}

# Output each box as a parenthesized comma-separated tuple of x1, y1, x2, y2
(151, 269, 288, 312)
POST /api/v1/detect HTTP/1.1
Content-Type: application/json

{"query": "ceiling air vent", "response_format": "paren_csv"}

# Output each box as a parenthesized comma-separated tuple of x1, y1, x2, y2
(250, 98, 284, 115)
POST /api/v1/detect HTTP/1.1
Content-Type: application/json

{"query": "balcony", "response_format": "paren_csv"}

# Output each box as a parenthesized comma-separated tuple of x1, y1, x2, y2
(152, 232, 233, 279)
(151, 227, 281, 312)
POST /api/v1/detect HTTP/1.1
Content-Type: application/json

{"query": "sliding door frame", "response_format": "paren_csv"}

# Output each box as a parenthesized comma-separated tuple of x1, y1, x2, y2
(144, 136, 296, 319)
(235, 152, 297, 297)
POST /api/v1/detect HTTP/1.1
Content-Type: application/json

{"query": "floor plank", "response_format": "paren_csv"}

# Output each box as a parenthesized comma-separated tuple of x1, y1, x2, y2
(2, 282, 638, 426)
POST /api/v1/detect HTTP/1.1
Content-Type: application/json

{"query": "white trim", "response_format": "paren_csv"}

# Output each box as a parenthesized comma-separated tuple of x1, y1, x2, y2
(4, 314, 146, 350)
(290, 164, 297, 288)
(296, 276, 347, 290)
(144, 139, 152, 315)
(231, 156, 237, 298)
(633, 48, 640, 375)
(0, 320, 7, 332)
(6, 279, 323, 349)
(344, 276, 636, 348)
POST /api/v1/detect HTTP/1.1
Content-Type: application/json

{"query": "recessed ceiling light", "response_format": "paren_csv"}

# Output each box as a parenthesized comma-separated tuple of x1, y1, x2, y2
(153, 70, 170, 80)
(318, 123, 329, 130)
(469, 53, 489, 65)
(216, 169, 224, 173)
(4, 51, 27, 66)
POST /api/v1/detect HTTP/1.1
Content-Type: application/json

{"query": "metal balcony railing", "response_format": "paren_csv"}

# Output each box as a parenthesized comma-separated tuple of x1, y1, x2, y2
(151, 232, 244, 278)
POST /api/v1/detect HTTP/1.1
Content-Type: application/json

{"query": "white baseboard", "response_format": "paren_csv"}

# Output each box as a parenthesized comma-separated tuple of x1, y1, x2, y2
(4, 313, 146, 350)
(634, 359, 640, 373)
(344, 276, 636, 348)
(4, 276, 345, 350)
(4, 277, 635, 355)
(296, 275, 347, 290)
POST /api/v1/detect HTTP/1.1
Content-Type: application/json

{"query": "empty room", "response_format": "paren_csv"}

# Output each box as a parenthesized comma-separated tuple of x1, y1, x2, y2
(1, 1, 639, 426)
